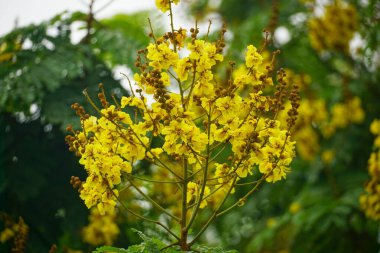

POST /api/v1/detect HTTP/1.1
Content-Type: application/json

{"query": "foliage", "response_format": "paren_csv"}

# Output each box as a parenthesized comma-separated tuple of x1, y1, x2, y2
(186, 0, 380, 252)
(92, 12, 151, 68)
(0, 10, 149, 129)
(0, 5, 149, 252)
(93, 230, 237, 253)
(1, 0, 379, 252)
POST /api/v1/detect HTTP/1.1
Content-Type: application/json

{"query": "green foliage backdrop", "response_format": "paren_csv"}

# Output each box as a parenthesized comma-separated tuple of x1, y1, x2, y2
(0, 8, 149, 252)
(0, 0, 379, 252)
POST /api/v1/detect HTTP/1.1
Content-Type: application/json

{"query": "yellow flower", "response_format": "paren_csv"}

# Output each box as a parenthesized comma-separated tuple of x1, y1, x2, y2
(360, 119, 380, 221)
(289, 202, 301, 214)
(266, 217, 277, 228)
(192, 80, 215, 97)
(322, 150, 335, 165)
(187, 182, 210, 208)
(245, 45, 263, 68)
(175, 57, 191, 81)
(147, 42, 178, 70)
(155, 0, 180, 12)
(147, 147, 164, 159)
(82, 208, 120, 246)
(121, 96, 145, 109)
(0, 227, 16, 243)
(174, 28, 187, 48)
(187, 181, 198, 203)
(370, 119, 380, 135)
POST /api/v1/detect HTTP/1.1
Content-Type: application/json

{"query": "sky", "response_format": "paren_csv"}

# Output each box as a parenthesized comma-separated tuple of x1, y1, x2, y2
(0, 0, 157, 36)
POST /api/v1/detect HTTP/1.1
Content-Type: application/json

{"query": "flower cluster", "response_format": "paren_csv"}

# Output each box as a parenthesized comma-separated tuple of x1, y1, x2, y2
(277, 69, 365, 161)
(322, 96, 365, 138)
(66, 0, 299, 249)
(308, 1, 358, 53)
(0, 217, 29, 253)
(66, 102, 145, 215)
(277, 70, 328, 161)
(67, 28, 298, 216)
(82, 208, 120, 246)
(0, 214, 26, 244)
(155, 0, 179, 12)
(360, 119, 380, 221)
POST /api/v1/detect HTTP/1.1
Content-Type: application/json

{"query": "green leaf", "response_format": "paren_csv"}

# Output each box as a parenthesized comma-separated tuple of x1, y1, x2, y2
(192, 244, 238, 253)
(93, 246, 128, 253)
(92, 12, 152, 68)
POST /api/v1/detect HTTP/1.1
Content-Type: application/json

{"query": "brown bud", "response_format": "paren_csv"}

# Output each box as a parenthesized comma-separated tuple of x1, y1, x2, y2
(66, 125, 73, 132)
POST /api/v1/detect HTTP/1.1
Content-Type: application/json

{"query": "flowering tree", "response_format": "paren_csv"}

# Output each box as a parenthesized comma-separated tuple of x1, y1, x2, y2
(66, 0, 300, 251)
(2, 0, 378, 252)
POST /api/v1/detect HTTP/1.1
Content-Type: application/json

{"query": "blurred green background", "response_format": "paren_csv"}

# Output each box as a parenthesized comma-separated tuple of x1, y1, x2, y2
(0, 0, 379, 252)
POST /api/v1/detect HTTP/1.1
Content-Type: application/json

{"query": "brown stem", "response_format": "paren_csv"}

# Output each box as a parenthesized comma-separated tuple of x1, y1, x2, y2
(180, 158, 189, 250)
(84, 0, 95, 44)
